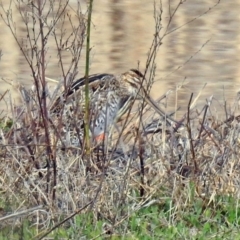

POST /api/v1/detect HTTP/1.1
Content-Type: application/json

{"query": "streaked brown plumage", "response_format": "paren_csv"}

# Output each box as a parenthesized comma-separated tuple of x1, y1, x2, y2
(51, 69, 176, 141)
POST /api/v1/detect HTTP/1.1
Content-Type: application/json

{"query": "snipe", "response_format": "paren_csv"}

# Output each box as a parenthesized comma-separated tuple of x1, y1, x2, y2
(51, 69, 176, 141)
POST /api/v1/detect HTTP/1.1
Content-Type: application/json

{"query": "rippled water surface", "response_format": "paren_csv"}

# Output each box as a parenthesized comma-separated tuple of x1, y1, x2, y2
(0, 0, 239, 116)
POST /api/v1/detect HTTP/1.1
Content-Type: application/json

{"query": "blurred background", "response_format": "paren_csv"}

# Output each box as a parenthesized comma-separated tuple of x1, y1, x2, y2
(0, 0, 239, 117)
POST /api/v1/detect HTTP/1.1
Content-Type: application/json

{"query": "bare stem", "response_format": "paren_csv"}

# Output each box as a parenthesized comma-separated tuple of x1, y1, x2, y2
(84, 0, 93, 164)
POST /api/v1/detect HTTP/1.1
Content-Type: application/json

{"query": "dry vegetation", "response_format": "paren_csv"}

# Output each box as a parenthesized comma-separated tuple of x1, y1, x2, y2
(1, 0, 240, 239)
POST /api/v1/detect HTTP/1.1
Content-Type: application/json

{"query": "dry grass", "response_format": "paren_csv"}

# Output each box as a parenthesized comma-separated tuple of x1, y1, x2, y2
(1, 82, 240, 239)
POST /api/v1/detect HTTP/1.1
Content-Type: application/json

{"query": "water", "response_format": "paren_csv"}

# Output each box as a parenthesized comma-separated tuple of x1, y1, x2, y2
(0, 0, 239, 117)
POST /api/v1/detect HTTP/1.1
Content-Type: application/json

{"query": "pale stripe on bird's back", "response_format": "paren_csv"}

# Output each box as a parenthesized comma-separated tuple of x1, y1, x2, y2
(50, 69, 177, 141)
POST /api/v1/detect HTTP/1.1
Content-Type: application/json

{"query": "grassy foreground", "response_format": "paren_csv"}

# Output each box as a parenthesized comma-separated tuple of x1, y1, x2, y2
(0, 190, 240, 239)
(1, 93, 240, 240)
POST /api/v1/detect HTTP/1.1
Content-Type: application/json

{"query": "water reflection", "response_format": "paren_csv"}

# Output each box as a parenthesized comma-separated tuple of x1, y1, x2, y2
(0, 0, 240, 116)
(109, 0, 126, 69)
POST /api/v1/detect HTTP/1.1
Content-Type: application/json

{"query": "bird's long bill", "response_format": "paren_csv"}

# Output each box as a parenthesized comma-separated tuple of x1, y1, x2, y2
(138, 90, 177, 124)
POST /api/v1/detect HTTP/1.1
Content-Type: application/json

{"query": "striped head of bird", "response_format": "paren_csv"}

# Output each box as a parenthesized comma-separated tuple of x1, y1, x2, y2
(121, 69, 146, 97)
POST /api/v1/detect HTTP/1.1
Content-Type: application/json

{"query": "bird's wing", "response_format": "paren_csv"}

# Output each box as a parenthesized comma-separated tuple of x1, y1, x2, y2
(69, 73, 114, 95)
(50, 73, 115, 113)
